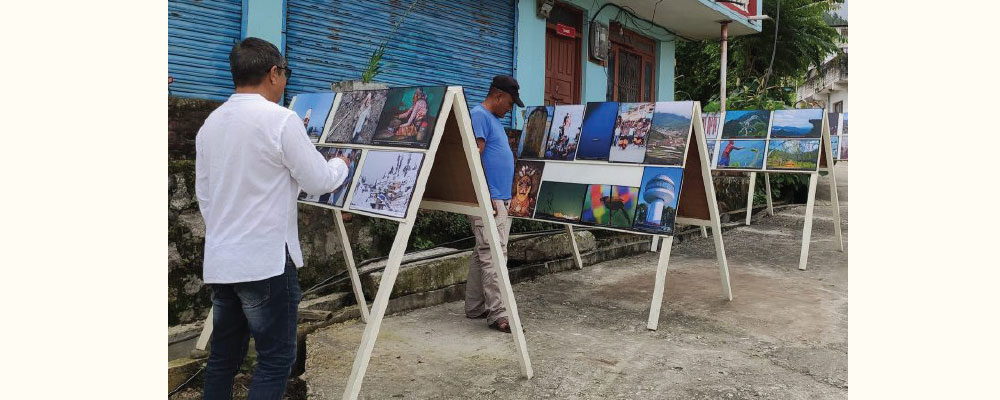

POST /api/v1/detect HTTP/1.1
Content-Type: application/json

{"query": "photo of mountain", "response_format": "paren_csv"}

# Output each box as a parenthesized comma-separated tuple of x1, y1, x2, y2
(769, 109, 823, 138)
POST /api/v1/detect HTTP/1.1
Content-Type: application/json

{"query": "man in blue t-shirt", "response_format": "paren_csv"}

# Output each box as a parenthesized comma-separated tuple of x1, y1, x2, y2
(466, 75, 523, 333)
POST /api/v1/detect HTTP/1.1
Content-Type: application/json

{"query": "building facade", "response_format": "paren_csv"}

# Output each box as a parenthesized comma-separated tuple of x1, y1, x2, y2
(168, 0, 762, 126)
(796, 24, 847, 112)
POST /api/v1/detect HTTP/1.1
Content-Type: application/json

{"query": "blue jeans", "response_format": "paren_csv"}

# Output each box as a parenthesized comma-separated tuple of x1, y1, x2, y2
(204, 252, 301, 400)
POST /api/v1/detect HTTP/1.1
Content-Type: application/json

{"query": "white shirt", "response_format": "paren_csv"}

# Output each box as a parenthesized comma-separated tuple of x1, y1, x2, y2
(196, 93, 349, 284)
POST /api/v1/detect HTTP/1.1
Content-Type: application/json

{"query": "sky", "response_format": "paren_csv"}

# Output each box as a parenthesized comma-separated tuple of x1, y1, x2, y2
(771, 109, 822, 130)
(836, 0, 848, 20)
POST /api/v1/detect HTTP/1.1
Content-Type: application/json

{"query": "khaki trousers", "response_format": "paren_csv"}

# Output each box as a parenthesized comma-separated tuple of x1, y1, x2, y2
(465, 199, 512, 325)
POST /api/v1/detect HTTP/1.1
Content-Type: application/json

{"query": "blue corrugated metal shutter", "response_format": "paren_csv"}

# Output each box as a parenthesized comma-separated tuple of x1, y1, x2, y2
(168, 0, 243, 101)
(285, 0, 515, 124)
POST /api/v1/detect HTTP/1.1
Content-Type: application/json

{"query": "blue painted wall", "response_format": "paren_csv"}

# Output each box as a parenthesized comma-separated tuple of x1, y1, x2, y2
(514, 0, 678, 127)
(241, 0, 285, 52)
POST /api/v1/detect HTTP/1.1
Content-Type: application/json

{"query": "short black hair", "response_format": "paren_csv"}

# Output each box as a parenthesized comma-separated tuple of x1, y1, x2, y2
(229, 37, 286, 87)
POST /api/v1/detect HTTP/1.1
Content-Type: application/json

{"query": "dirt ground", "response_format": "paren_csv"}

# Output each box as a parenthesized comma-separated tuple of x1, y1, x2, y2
(302, 164, 848, 399)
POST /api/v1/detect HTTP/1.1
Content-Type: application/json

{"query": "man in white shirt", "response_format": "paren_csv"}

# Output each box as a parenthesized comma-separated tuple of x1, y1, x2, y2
(196, 37, 350, 400)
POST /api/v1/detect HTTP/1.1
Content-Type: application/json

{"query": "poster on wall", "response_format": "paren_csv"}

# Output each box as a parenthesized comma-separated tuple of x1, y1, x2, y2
(715, 139, 767, 170)
(543, 105, 585, 160)
(298, 147, 363, 207)
(508, 160, 545, 218)
(533, 181, 587, 223)
(608, 102, 655, 163)
(349, 150, 425, 218)
(325, 89, 388, 144)
(644, 101, 693, 166)
(769, 109, 823, 139)
(632, 167, 684, 235)
(371, 86, 447, 149)
(721, 110, 770, 139)
(765, 139, 821, 171)
(576, 102, 619, 161)
(290, 92, 337, 143)
(520, 106, 554, 159)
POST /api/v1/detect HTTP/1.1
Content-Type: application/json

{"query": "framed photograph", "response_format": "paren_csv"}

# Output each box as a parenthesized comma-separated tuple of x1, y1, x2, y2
(533, 181, 588, 223)
(371, 86, 447, 149)
(715, 139, 767, 170)
(520, 106, 554, 159)
(765, 139, 822, 171)
(581, 184, 639, 228)
(644, 101, 694, 166)
(632, 166, 685, 235)
(289, 92, 337, 143)
(326, 89, 388, 144)
(576, 102, 619, 161)
(720, 110, 770, 139)
(608, 102, 655, 163)
(508, 160, 545, 218)
(769, 109, 823, 139)
(348, 150, 425, 218)
(543, 104, 585, 161)
(298, 147, 363, 207)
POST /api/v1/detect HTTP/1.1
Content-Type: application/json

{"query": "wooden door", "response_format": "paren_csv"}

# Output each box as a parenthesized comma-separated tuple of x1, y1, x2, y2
(608, 23, 656, 102)
(544, 3, 582, 105)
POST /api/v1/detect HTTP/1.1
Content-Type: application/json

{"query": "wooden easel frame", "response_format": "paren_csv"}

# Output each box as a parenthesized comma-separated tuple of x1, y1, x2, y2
(719, 111, 844, 270)
(195, 87, 533, 400)
(514, 102, 732, 331)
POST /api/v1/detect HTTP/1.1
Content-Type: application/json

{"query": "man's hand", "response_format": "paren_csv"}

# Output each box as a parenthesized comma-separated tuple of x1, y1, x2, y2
(492, 200, 499, 216)
(476, 138, 486, 154)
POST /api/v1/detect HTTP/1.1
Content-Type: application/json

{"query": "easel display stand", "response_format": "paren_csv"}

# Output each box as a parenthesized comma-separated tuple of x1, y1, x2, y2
(195, 87, 533, 400)
(516, 103, 733, 331)
(717, 111, 844, 270)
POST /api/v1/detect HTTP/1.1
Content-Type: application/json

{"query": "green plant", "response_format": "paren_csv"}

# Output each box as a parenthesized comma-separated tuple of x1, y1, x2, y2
(360, 0, 420, 83)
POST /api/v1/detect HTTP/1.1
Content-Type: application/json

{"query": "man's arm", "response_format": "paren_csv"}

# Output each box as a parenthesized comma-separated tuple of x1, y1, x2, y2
(194, 130, 211, 215)
(279, 114, 350, 195)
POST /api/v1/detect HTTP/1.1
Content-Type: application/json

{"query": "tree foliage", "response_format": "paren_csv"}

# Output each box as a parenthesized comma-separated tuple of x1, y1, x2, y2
(675, 0, 844, 110)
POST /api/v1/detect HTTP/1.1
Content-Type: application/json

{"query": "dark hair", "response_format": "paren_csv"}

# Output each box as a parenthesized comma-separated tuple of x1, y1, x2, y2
(229, 37, 286, 87)
(487, 86, 503, 97)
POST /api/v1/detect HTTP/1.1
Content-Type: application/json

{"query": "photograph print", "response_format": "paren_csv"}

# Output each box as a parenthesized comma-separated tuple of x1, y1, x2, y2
(349, 150, 425, 219)
(644, 101, 694, 166)
(533, 181, 588, 223)
(839, 135, 848, 160)
(576, 102, 619, 160)
(520, 106, 554, 159)
(543, 104, 585, 160)
(371, 86, 447, 149)
(325, 89, 388, 144)
(508, 160, 545, 218)
(721, 110, 770, 139)
(765, 139, 821, 171)
(842, 113, 848, 135)
(299, 147, 363, 207)
(701, 112, 721, 139)
(715, 139, 767, 170)
(581, 184, 639, 228)
(769, 109, 823, 138)
(505, 128, 525, 158)
(828, 113, 841, 137)
(290, 92, 337, 143)
(632, 166, 685, 235)
(830, 136, 840, 159)
(608, 102, 655, 163)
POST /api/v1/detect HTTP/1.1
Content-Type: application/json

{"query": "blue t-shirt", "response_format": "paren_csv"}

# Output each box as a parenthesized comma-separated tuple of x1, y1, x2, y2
(470, 105, 514, 200)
